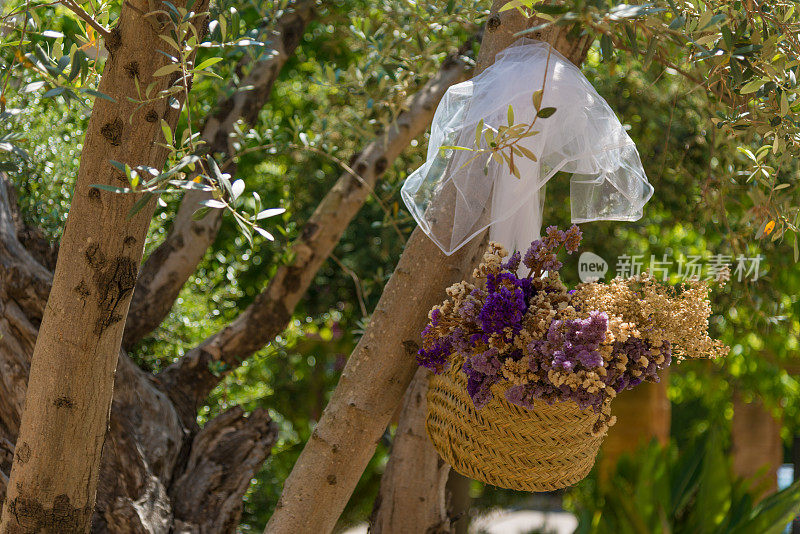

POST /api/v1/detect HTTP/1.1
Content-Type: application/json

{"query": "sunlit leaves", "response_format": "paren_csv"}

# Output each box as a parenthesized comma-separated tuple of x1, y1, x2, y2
(505, 0, 800, 256)
(739, 78, 766, 94)
(256, 208, 286, 220)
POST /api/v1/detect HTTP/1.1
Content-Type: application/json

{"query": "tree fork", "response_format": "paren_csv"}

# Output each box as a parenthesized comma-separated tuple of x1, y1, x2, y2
(0, 0, 208, 531)
(264, 3, 592, 531)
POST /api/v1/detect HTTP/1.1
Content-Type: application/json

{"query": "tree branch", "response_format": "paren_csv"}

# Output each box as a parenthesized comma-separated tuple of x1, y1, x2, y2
(123, 0, 317, 348)
(169, 406, 278, 533)
(61, 0, 112, 39)
(155, 44, 474, 419)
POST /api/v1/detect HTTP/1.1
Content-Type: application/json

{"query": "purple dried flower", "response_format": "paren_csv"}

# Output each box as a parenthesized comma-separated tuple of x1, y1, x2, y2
(522, 225, 583, 274)
(541, 253, 562, 272)
(458, 299, 480, 321)
(415, 225, 688, 421)
(503, 250, 522, 272)
(463, 359, 498, 409)
(469, 348, 503, 375)
(544, 225, 566, 248)
(505, 384, 537, 410)
(478, 285, 525, 335)
(603, 338, 671, 394)
(534, 312, 608, 372)
(417, 336, 452, 374)
(522, 240, 546, 270)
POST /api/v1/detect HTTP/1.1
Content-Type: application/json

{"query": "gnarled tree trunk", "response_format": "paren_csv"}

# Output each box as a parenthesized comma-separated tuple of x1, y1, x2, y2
(0, 0, 211, 529)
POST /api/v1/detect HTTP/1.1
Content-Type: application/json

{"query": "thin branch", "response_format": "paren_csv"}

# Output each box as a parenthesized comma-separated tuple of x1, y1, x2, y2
(607, 31, 736, 108)
(330, 253, 368, 317)
(61, 0, 112, 39)
(234, 142, 406, 243)
(123, 0, 316, 348)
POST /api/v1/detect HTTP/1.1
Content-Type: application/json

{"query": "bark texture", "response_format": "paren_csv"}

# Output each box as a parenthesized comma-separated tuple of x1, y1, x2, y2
(170, 407, 277, 533)
(732, 390, 782, 498)
(123, 0, 316, 348)
(265, 5, 593, 531)
(156, 49, 472, 419)
(599, 369, 671, 480)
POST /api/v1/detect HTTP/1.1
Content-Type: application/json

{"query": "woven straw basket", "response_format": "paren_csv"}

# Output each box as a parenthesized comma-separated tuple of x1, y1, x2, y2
(425, 365, 604, 492)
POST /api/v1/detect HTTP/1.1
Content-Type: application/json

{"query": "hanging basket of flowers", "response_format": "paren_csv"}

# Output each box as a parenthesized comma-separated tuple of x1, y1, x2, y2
(417, 226, 728, 491)
(400, 39, 727, 491)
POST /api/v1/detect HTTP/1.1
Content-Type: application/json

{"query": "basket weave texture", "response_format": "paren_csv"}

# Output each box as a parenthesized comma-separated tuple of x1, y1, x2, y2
(426, 365, 604, 492)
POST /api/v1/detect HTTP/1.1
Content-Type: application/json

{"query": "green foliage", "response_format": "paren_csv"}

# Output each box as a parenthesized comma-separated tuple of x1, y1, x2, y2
(568, 432, 800, 534)
(0, 92, 86, 237)
(542, 40, 800, 434)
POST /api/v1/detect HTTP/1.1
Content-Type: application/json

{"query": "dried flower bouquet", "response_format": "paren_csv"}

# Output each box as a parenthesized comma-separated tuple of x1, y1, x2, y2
(419, 225, 729, 439)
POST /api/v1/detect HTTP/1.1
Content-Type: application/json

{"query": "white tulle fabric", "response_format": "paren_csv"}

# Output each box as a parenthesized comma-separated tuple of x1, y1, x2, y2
(401, 39, 654, 256)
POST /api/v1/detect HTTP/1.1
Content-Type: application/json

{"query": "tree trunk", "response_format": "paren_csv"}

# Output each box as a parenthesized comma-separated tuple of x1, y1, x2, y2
(598, 369, 670, 479)
(0, 0, 211, 529)
(446, 472, 471, 534)
(0, 172, 281, 533)
(265, 3, 593, 531)
(731, 390, 782, 498)
(369, 369, 451, 533)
